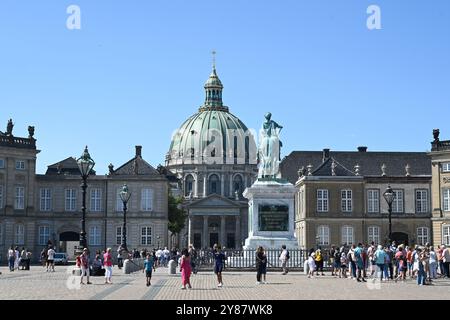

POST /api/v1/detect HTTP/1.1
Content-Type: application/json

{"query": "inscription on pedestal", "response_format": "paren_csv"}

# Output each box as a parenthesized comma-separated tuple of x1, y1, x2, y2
(258, 205, 289, 232)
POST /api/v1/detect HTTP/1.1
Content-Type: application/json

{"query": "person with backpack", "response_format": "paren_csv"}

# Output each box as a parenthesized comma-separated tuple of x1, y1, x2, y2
(280, 245, 290, 275)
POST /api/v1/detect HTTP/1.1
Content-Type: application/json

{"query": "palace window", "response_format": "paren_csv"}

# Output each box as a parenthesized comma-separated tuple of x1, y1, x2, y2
(40, 188, 52, 212)
(90, 188, 102, 212)
(15, 160, 25, 170)
(417, 227, 429, 246)
(341, 190, 353, 213)
(415, 190, 429, 214)
(317, 190, 329, 212)
(442, 163, 450, 172)
(392, 190, 404, 213)
(89, 226, 101, 246)
(65, 189, 77, 212)
(141, 227, 152, 246)
(443, 189, 450, 212)
(38, 226, 50, 246)
(443, 225, 450, 246)
(15, 224, 25, 245)
(15, 187, 25, 210)
(368, 226, 380, 245)
(317, 226, 330, 246)
(141, 189, 153, 211)
(367, 190, 380, 213)
(116, 226, 123, 246)
(342, 226, 354, 245)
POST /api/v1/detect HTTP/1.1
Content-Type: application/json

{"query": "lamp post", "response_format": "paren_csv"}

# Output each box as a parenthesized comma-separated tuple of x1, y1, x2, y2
(383, 185, 396, 244)
(119, 184, 132, 255)
(76, 146, 95, 256)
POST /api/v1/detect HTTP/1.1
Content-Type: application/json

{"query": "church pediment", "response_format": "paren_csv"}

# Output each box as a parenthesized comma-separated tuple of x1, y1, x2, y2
(185, 194, 244, 208)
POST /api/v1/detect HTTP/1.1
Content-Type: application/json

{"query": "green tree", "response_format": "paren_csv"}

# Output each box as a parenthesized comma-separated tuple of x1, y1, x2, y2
(168, 194, 187, 236)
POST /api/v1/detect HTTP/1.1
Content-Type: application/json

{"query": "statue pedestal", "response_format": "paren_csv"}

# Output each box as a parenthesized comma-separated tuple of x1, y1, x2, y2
(243, 179, 299, 250)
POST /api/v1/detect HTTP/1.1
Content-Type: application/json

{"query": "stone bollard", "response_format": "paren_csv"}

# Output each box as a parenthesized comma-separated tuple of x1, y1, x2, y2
(168, 260, 177, 275)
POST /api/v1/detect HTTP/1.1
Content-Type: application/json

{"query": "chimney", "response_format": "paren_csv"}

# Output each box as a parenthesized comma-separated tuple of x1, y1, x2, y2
(135, 145, 142, 158)
(322, 149, 330, 162)
(358, 146, 368, 153)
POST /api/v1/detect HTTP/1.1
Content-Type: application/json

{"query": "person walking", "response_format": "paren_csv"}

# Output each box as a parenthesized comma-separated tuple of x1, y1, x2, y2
(256, 247, 267, 284)
(103, 248, 113, 284)
(47, 246, 56, 273)
(279, 245, 290, 276)
(315, 248, 325, 276)
(8, 246, 15, 272)
(80, 249, 92, 285)
(308, 253, 317, 279)
(180, 249, 192, 290)
(143, 254, 155, 287)
(213, 245, 226, 288)
(354, 243, 367, 283)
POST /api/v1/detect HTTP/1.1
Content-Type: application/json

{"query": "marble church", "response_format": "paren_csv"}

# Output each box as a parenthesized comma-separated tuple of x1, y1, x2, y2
(165, 63, 258, 249)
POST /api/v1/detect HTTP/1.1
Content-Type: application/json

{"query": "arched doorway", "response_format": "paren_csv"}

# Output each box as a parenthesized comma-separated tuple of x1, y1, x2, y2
(59, 231, 79, 260)
(391, 232, 409, 246)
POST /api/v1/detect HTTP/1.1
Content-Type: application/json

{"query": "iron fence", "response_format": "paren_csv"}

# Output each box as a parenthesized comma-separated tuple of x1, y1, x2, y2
(193, 249, 332, 271)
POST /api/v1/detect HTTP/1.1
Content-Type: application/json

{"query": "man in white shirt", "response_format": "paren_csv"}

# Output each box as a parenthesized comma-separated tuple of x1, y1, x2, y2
(8, 247, 15, 272)
(47, 247, 56, 272)
(279, 245, 290, 275)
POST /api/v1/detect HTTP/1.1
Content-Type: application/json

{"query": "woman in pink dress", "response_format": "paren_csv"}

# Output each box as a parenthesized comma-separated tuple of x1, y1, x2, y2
(180, 249, 192, 290)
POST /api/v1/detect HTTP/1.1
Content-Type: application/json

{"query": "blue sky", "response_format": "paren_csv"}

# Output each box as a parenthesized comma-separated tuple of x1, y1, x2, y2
(1, 0, 449, 174)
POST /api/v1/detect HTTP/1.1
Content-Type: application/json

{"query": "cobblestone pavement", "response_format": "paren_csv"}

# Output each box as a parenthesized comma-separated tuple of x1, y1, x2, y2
(0, 266, 449, 300)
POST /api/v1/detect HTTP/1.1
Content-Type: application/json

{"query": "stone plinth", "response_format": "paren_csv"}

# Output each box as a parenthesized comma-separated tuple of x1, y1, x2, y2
(243, 179, 299, 250)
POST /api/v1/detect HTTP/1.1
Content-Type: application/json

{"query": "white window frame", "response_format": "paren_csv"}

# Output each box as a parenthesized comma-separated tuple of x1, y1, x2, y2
(392, 190, 404, 213)
(317, 225, 330, 246)
(417, 227, 429, 246)
(15, 187, 25, 210)
(65, 189, 77, 212)
(15, 160, 25, 170)
(443, 189, 450, 212)
(141, 189, 153, 212)
(341, 190, 353, 213)
(15, 224, 25, 245)
(415, 190, 429, 214)
(367, 189, 380, 213)
(40, 188, 52, 212)
(368, 226, 380, 245)
(342, 226, 354, 245)
(317, 189, 329, 212)
(0, 158, 4, 169)
(90, 188, 102, 212)
(443, 225, 450, 246)
(116, 226, 123, 245)
(442, 163, 450, 172)
(38, 226, 50, 246)
(89, 226, 101, 246)
(141, 227, 152, 246)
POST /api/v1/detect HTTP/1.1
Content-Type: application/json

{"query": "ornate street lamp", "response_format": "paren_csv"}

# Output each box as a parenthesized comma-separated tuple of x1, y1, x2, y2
(120, 184, 132, 254)
(76, 146, 95, 255)
(383, 185, 396, 244)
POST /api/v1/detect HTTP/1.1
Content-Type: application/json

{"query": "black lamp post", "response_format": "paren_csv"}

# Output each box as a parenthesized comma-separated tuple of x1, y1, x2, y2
(120, 184, 132, 254)
(383, 185, 396, 244)
(76, 146, 95, 255)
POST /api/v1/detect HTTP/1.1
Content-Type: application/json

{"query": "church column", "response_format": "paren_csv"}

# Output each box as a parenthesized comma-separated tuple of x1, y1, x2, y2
(221, 216, 227, 247)
(235, 215, 241, 249)
(194, 174, 198, 198)
(202, 216, 209, 249)
(221, 174, 225, 197)
(229, 173, 234, 197)
(203, 175, 207, 198)
(244, 175, 248, 188)
(188, 215, 193, 246)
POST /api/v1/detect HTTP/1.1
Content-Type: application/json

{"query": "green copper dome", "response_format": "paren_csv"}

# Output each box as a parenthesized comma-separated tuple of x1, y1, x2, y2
(166, 67, 253, 166)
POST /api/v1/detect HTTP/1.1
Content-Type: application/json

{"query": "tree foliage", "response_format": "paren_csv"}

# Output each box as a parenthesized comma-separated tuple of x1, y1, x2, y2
(168, 194, 187, 235)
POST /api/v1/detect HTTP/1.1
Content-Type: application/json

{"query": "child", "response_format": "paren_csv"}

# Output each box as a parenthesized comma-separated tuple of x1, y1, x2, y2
(308, 253, 316, 278)
(143, 254, 155, 287)
(180, 249, 192, 290)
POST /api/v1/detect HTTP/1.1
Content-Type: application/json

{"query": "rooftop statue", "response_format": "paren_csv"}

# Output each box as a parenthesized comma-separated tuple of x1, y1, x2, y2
(6, 119, 14, 136)
(258, 112, 283, 180)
